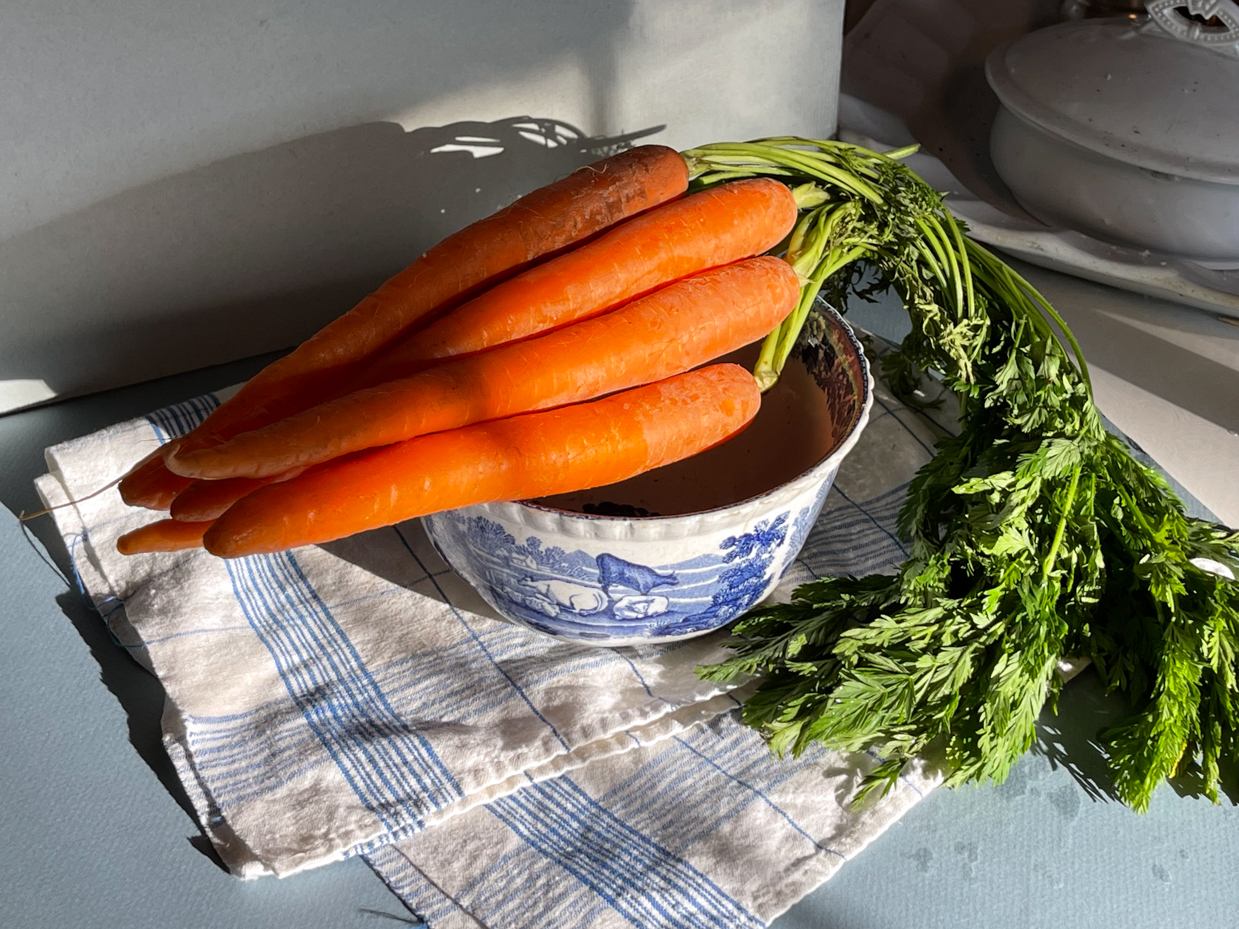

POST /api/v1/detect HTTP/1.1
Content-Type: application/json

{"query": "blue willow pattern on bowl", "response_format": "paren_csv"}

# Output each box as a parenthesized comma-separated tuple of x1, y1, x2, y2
(424, 488, 831, 644)
(422, 300, 873, 646)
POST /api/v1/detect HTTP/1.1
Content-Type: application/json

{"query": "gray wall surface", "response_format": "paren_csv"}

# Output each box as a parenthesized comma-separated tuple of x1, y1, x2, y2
(0, 0, 845, 413)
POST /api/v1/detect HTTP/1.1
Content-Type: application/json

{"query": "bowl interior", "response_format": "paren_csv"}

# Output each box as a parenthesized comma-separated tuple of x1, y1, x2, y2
(534, 304, 868, 518)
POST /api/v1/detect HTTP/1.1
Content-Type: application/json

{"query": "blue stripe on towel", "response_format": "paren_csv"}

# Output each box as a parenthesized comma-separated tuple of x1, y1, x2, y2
(364, 845, 440, 926)
(587, 717, 838, 858)
(673, 724, 844, 858)
(488, 776, 762, 929)
(144, 393, 220, 443)
(184, 709, 329, 809)
(225, 551, 463, 829)
(253, 552, 461, 808)
(392, 524, 680, 733)
(393, 526, 573, 752)
(794, 483, 911, 576)
(454, 842, 611, 929)
(831, 486, 909, 560)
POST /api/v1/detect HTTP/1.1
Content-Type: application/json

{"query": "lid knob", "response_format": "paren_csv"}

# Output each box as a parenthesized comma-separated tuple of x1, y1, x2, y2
(1146, 0, 1239, 54)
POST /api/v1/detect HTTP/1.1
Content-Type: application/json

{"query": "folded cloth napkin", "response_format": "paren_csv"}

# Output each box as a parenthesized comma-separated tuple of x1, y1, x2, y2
(36, 345, 952, 926)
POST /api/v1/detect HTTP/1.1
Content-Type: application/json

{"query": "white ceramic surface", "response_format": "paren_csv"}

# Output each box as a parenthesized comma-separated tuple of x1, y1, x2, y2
(986, 14, 1239, 262)
(423, 302, 874, 647)
(838, 0, 1239, 316)
(988, 106, 1239, 262)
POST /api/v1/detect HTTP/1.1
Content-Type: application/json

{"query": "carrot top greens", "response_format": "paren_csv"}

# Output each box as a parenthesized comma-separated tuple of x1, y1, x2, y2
(688, 138, 1239, 812)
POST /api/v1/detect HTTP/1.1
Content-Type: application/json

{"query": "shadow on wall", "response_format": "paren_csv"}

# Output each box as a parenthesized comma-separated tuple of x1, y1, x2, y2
(841, 0, 1061, 215)
(0, 116, 660, 408)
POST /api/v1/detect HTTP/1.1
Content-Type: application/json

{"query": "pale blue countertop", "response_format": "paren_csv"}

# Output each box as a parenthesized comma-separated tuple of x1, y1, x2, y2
(3, 266, 1239, 927)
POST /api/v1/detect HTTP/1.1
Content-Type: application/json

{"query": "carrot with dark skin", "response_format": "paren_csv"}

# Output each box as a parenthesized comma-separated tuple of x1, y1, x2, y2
(117, 518, 214, 554)
(201, 365, 760, 558)
(168, 257, 799, 481)
(365, 178, 798, 370)
(117, 145, 690, 509)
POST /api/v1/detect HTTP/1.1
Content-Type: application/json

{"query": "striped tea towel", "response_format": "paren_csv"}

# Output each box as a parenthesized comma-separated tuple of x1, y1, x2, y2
(35, 343, 951, 925)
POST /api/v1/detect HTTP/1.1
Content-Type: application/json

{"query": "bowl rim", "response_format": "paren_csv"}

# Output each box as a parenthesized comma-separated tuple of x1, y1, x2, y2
(507, 299, 875, 526)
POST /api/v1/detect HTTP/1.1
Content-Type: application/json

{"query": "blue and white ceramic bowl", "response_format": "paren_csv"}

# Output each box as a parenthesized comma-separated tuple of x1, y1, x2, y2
(423, 301, 873, 647)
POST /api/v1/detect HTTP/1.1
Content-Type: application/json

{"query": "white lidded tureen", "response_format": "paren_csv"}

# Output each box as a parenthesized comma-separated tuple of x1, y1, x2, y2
(986, 1, 1239, 264)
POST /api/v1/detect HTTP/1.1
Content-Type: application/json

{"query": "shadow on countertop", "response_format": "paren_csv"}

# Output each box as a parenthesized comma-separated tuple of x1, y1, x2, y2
(1036, 666, 1239, 809)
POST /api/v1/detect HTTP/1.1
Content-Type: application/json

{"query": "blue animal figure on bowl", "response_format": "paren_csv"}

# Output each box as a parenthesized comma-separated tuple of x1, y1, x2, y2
(596, 553, 677, 595)
(421, 299, 873, 647)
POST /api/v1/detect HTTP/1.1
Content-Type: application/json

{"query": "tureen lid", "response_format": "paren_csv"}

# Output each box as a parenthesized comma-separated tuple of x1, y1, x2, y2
(985, 11, 1239, 185)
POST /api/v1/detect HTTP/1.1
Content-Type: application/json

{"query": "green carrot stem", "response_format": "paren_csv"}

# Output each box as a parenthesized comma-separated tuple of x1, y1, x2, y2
(943, 212, 976, 322)
(1041, 464, 1082, 587)
(684, 144, 885, 204)
(754, 243, 869, 391)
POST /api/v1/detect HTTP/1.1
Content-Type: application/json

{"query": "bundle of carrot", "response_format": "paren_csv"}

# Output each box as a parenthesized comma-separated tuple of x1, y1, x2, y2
(116, 146, 803, 558)
(109, 136, 1239, 812)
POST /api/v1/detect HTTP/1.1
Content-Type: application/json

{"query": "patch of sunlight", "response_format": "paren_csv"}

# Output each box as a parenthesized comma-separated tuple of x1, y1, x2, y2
(0, 379, 57, 415)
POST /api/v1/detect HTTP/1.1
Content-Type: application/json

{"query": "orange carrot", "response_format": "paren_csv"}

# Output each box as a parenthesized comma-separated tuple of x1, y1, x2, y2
(119, 446, 195, 510)
(368, 178, 799, 368)
(186, 145, 689, 433)
(201, 365, 760, 558)
(169, 257, 799, 481)
(169, 473, 302, 521)
(117, 518, 214, 554)
(118, 146, 690, 508)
